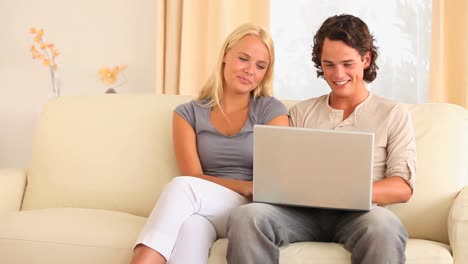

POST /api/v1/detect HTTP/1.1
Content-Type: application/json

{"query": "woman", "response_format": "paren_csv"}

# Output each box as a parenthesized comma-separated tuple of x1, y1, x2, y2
(131, 23, 289, 264)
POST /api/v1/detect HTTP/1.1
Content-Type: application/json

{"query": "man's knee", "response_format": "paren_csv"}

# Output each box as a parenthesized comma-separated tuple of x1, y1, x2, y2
(228, 203, 276, 234)
(350, 208, 407, 264)
(360, 208, 408, 245)
(227, 203, 282, 264)
(229, 204, 257, 229)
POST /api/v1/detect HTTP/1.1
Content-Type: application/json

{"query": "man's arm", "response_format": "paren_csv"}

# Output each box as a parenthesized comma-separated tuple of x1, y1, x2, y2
(374, 104, 416, 206)
(372, 176, 412, 206)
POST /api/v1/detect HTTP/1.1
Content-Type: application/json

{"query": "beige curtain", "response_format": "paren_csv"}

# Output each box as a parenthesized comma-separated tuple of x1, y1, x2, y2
(430, 0, 468, 108)
(155, 0, 270, 96)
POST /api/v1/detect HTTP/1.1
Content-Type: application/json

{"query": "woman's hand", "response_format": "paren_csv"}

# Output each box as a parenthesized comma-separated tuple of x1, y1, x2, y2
(238, 180, 253, 199)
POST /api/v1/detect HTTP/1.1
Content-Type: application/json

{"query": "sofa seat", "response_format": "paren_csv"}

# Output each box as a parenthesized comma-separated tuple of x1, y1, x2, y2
(0, 208, 145, 264)
(0, 207, 454, 264)
(208, 238, 453, 264)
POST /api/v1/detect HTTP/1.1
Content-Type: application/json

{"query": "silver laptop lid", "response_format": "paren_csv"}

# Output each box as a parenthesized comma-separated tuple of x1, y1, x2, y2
(253, 125, 374, 211)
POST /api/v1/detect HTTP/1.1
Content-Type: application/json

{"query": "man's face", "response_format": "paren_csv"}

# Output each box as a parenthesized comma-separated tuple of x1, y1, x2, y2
(320, 38, 370, 99)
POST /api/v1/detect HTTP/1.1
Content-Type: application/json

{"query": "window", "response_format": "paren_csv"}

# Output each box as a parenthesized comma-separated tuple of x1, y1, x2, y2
(271, 0, 432, 103)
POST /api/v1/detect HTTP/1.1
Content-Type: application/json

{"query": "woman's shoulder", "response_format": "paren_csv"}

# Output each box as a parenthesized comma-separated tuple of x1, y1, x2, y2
(174, 99, 211, 126)
(174, 100, 209, 120)
(252, 96, 285, 108)
(250, 96, 288, 123)
(175, 99, 210, 112)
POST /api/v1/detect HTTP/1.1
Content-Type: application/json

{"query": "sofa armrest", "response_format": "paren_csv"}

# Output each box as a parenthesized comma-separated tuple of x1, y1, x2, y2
(449, 186, 468, 264)
(0, 168, 27, 213)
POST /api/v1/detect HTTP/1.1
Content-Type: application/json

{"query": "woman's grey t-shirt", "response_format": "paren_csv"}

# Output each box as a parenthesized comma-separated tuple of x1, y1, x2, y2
(175, 96, 288, 181)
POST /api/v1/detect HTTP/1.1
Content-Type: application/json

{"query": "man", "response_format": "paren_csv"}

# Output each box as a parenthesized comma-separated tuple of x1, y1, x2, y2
(226, 14, 416, 264)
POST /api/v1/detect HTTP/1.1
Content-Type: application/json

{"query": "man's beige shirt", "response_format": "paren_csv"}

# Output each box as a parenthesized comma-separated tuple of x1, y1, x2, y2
(289, 92, 416, 190)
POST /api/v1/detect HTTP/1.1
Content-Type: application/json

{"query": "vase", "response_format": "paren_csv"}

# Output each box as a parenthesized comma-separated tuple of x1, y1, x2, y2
(48, 69, 60, 99)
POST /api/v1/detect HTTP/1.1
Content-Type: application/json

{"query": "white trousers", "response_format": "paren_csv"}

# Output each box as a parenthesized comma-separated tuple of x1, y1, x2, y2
(168, 214, 216, 264)
(135, 176, 249, 263)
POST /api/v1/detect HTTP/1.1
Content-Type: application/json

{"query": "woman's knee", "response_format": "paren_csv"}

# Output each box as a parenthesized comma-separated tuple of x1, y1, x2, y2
(180, 214, 216, 240)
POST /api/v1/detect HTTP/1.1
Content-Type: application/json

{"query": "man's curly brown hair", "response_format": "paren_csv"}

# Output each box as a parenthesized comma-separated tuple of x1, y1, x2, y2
(311, 14, 379, 83)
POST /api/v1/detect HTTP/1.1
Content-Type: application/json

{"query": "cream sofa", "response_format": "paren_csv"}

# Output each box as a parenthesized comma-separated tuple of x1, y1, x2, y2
(0, 94, 467, 264)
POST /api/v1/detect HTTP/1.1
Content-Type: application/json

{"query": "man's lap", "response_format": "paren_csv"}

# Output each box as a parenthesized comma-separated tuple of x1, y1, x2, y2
(230, 203, 404, 244)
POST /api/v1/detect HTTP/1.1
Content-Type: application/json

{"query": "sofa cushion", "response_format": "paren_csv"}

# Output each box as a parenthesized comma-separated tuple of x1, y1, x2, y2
(22, 95, 192, 217)
(0, 208, 144, 264)
(0, 168, 26, 212)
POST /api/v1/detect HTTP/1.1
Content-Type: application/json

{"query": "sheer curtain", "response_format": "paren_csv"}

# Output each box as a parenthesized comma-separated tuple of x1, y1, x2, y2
(155, 0, 270, 96)
(270, 0, 432, 104)
(430, 0, 468, 108)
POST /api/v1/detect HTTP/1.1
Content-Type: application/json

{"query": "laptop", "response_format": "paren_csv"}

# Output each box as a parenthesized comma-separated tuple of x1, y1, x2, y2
(253, 125, 375, 211)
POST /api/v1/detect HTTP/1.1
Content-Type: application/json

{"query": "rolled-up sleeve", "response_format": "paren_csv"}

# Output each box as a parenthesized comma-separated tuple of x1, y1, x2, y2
(385, 104, 417, 191)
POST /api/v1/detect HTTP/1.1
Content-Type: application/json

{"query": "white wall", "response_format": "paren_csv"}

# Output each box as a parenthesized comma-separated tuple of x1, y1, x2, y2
(0, 0, 156, 167)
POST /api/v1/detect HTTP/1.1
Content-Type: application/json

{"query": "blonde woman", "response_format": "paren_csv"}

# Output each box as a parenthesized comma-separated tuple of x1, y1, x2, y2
(130, 23, 289, 264)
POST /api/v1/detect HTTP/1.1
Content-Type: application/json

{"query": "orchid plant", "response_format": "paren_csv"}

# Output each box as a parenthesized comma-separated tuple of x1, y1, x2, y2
(98, 65, 127, 93)
(29, 27, 60, 98)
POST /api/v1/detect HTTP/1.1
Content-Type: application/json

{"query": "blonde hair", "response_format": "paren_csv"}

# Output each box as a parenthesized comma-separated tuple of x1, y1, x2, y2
(197, 23, 275, 107)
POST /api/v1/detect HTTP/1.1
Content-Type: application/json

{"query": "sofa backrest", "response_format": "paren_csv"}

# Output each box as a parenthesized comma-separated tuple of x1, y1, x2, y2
(22, 95, 467, 245)
(387, 103, 467, 244)
(23, 95, 193, 217)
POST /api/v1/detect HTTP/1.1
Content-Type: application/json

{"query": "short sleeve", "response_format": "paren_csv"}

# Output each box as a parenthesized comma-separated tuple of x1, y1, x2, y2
(174, 101, 196, 127)
(288, 104, 299, 127)
(252, 96, 288, 124)
(385, 104, 417, 191)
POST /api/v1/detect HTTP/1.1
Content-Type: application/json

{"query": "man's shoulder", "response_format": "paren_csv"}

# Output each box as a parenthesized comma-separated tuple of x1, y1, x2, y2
(371, 93, 400, 106)
(290, 94, 328, 113)
(369, 94, 407, 114)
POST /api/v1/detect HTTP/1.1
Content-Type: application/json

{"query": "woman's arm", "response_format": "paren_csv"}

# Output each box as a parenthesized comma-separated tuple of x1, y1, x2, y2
(173, 112, 289, 197)
(172, 112, 252, 196)
(267, 114, 289, 127)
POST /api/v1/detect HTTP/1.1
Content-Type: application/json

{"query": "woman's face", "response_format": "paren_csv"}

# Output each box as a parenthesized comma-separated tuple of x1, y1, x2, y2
(223, 35, 270, 95)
